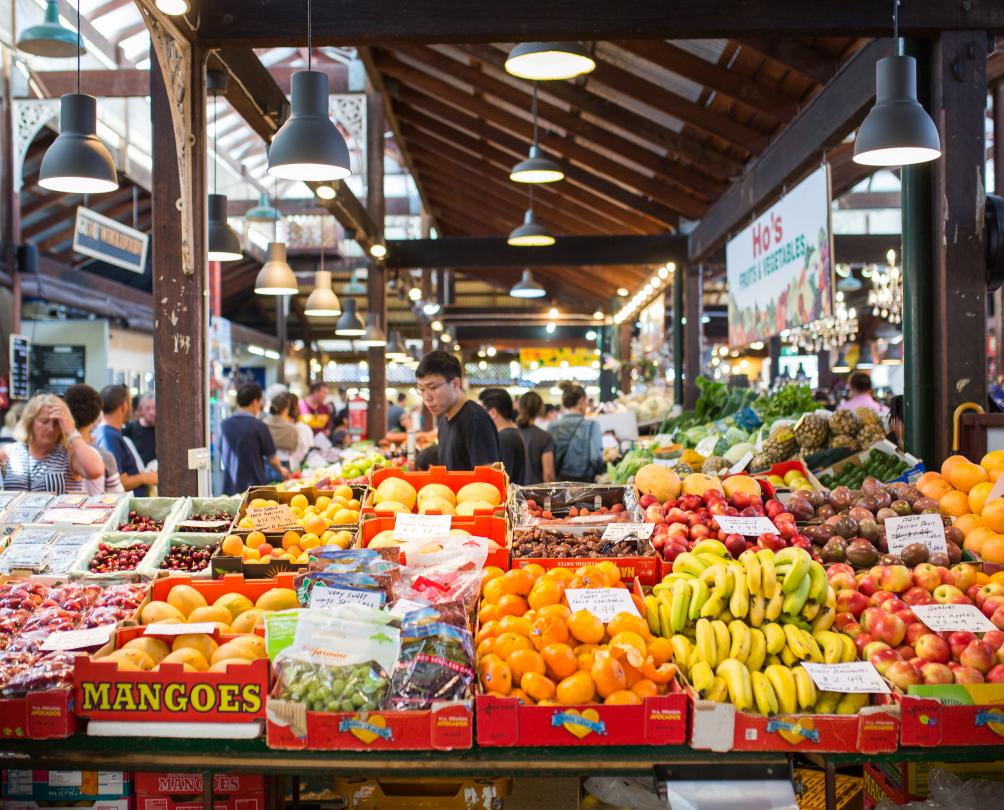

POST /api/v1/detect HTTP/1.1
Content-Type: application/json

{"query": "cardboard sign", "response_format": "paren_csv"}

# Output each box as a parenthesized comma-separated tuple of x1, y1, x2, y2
(176, 520, 231, 531)
(564, 588, 641, 623)
(714, 515, 780, 536)
(42, 624, 117, 651)
(143, 622, 220, 637)
(911, 603, 997, 633)
(728, 452, 754, 475)
(246, 503, 298, 531)
(801, 662, 891, 694)
(601, 523, 656, 541)
(309, 587, 382, 610)
(884, 514, 948, 556)
(393, 513, 452, 541)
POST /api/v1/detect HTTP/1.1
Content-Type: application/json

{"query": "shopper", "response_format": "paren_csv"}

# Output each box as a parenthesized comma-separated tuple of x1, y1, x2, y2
(1, 393, 104, 493)
(63, 384, 123, 495)
(838, 372, 887, 415)
(549, 384, 604, 483)
(536, 403, 559, 429)
(220, 383, 289, 494)
(264, 392, 299, 475)
(416, 350, 499, 471)
(298, 382, 332, 434)
(479, 388, 528, 485)
(123, 392, 156, 466)
(1, 401, 25, 441)
(515, 390, 555, 484)
(95, 385, 157, 496)
(287, 393, 314, 469)
(887, 395, 905, 449)
(387, 392, 407, 433)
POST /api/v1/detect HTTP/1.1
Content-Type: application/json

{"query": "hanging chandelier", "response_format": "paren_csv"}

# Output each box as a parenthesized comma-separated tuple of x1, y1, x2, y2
(867, 251, 903, 324)
(783, 291, 858, 352)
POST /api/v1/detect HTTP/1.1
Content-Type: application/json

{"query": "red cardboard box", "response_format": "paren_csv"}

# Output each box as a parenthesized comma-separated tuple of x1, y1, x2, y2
(134, 773, 263, 810)
(3, 770, 131, 801)
(364, 466, 507, 520)
(513, 553, 660, 586)
(265, 699, 473, 751)
(898, 682, 1004, 746)
(359, 514, 510, 571)
(0, 689, 78, 740)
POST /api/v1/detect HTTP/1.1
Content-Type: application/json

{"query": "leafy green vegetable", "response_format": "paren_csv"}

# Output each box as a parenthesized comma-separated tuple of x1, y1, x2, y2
(754, 384, 816, 423)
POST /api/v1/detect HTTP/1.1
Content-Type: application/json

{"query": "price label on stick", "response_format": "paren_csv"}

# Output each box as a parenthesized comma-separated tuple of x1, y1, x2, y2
(309, 587, 383, 610)
(393, 513, 452, 541)
(801, 662, 891, 694)
(246, 503, 298, 531)
(714, 515, 780, 536)
(41, 624, 116, 651)
(727, 452, 754, 475)
(910, 603, 997, 633)
(564, 588, 641, 623)
(884, 514, 948, 557)
(601, 523, 656, 541)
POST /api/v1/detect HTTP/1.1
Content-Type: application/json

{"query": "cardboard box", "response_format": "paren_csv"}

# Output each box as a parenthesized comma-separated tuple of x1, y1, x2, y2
(0, 689, 78, 740)
(363, 466, 507, 521)
(3, 800, 130, 810)
(898, 681, 1004, 746)
(815, 441, 924, 486)
(475, 692, 687, 747)
(134, 773, 262, 810)
(513, 552, 660, 586)
(358, 514, 510, 571)
(265, 699, 473, 751)
(3, 771, 131, 801)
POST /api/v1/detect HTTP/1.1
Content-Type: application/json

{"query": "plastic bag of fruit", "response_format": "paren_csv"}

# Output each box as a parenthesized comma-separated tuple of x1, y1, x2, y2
(399, 535, 490, 573)
(79, 582, 147, 628)
(294, 570, 395, 609)
(397, 562, 484, 619)
(0, 581, 49, 611)
(389, 619, 475, 710)
(0, 609, 30, 649)
(2, 650, 77, 695)
(306, 547, 401, 579)
(41, 582, 101, 612)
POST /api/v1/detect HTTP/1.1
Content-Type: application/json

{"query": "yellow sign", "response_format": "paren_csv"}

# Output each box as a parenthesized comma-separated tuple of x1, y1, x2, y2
(519, 348, 595, 367)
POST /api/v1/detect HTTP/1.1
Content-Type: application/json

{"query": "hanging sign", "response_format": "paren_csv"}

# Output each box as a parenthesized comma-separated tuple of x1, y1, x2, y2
(725, 165, 834, 345)
(9, 334, 29, 400)
(73, 206, 150, 274)
(519, 347, 596, 368)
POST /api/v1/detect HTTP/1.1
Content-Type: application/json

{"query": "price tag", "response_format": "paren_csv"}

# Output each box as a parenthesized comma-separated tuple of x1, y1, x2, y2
(393, 513, 451, 541)
(41, 508, 107, 525)
(246, 503, 298, 531)
(309, 587, 382, 609)
(984, 473, 1004, 507)
(801, 662, 891, 694)
(653, 458, 677, 468)
(564, 588, 641, 623)
(601, 523, 656, 541)
(176, 519, 231, 531)
(727, 452, 754, 475)
(884, 514, 948, 556)
(714, 515, 780, 536)
(911, 603, 997, 633)
(49, 772, 83, 787)
(144, 622, 220, 637)
(41, 624, 117, 651)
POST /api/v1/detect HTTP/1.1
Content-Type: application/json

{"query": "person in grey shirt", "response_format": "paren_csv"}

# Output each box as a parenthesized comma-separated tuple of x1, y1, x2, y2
(548, 383, 603, 483)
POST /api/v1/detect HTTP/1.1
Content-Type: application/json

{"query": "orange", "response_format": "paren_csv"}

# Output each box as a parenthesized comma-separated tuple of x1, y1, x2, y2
(970, 482, 995, 516)
(303, 514, 327, 537)
(508, 688, 532, 705)
(566, 610, 605, 645)
(506, 649, 546, 685)
(246, 530, 266, 547)
(475, 621, 500, 646)
(481, 567, 505, 592)
(496, 594, 530, 618)
(477, 653, 502, 675)
(591, 651, 627, 698)
(609, 632, 648, 667)
(964, 526, 996, 555)
(576, 649, 596, 672)
(521, 671, 556, 703)
(221, 535, 244, 556)
(647, 637, 674, 666)
(631, 679, 661, 699)
(556, 671, 596, 705)
(521, 563, 546, 579)
(604, 690, 642, 706)
(981, 534, 1004, 564)
(917, 472, 953, 500)
(543, 567, 575, 584)
(493, 632, 532, 661)
(981, 450, 1004, 472)
(982, 500, 1004, 533)
(498, 615, 533, 638)
(479, 658, 512, 695)
(527, 578, 564, 610)
(536, 604, 572, 621)
(476, 637, 495, 659)
(642, 657, 678, 684)
(541, 643, 578, 680)
(530, 614, 570, 650)
(596, 561, 623, 587)
(939, 490, 972, 519)
(977, 572, 991, 585)
(482, 577, 505, 605)
(990, 570, 1004, 586)
(478, 603, 499, 625)
(947, 462, 989, 494)
(606, 613, 651, 640)
(568, 565, 608, 589)
(500, 568, 536, 597)
(941, 455, 970, 478)
(955, 513, 985, 537)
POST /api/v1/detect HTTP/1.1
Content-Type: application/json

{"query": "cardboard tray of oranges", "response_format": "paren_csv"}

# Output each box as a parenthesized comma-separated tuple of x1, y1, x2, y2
(362, 466, 508, 521)
(358, 513, 510, 570)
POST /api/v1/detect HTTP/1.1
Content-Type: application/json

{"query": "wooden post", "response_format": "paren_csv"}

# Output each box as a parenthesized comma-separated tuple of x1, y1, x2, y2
(420, 267, 433, 431)
(683, 265, 703, 408)
(817, 349, 832, 391)
(618, 321, 632, 394)
(930, 31, 988, 462)
(672, 269, 684, 405)
(366, 89, 387, 441)
(993, 81, 1004, 381)
(150, 43, 208, 495)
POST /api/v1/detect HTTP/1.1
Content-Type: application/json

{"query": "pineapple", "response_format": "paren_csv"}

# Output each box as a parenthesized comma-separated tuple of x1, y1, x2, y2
(794, 413, 829, 452)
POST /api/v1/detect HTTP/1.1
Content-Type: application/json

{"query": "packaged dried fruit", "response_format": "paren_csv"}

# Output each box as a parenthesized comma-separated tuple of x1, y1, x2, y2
(389, 620, 475, 710)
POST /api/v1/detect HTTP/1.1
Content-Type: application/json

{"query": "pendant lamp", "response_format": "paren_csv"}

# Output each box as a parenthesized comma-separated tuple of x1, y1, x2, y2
(510, 84, 563, 184)
(359, 313, 387, 347)
(254, 242, 298, 295)
(852, 1, 940, 166)
(267, 0, 350, 181)
(344, 269, 367, 295)
(207, 71, 242, 262)
(304, 270, 341, 317)
(38, 2, 117, 194)
(17, 0, 81, 57)
(508, 209, 555, 247)
(335, 298, 366, 336)
(155, 0, 190, 14)
(386, 331, 409, 360)
(509, 269, 547, 298)
(505, 42, 596, 81)
(245, 191, 281, 223)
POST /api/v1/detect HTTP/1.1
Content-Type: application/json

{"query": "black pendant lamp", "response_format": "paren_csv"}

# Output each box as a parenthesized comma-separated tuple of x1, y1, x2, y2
(38, 1, 117, 194)
(510, 84, 563, 184)
(207, 71, 242, 262)
(304, 217, 341, 317)
(505, 42, 596, 81)
(509, 269, 547, 298)
(508, 208, 555, 247)
(267, 0, 350, 181)
(335, 298, 366, 336)
(853, 0, 940, 167)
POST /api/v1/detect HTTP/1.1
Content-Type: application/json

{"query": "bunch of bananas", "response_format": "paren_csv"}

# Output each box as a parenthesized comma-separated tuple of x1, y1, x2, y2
(644, 540, 866, 715)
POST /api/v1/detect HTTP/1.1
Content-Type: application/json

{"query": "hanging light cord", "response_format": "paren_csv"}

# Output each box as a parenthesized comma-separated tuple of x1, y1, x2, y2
(892, 0, 901, 54)
(274, 175, 279, 242)
(320, 213, 325, 271)
(76, 0, 81, 93)
(212, 91, 218, 194)
(531, 82, 539, 147)
(307, 0, 312, 71)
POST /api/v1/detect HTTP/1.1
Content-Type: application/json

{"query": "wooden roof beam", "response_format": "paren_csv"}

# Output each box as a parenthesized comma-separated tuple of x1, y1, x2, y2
(735, 38, 842, 86)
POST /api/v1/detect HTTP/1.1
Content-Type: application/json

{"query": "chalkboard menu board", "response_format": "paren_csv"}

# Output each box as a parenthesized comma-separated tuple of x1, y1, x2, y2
(9, 335, 29, 400)
(30, 345, 85, 395)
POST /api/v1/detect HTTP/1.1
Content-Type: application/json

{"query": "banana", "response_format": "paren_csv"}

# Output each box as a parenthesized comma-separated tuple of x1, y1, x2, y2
(691, 538, 729, 557)
(728, 620, 752, 664)
(695, 619, 717, 667)
(729, 567, 750, 619)
(689, 660, 715, 697)
(718, 610, 736, 625)
(765, 582, 784, 621)
(811, 586, 837, 633)
(711, 620, 731, 668)
(687, 577, 710, 622)
(673, 552, 709, 578)
(801, 601, 821, 621)
(699, 589, 729, 619)
(645, 596, 661, 636)
(777, 547, 812, 594)
(658, 602, 673, 640)
(751, 670, 778, 716)
(746, 628, 767, 673)
(740, 549, 762, 596)
(764, 654, 782, 668)
(700, 564, 734, 595)
(836, 692, 869, 715)
(814, 631, 845, 665)
(757, 549, 776, 596)
(763, 623, 787, 654)
(782, 572, 812, 617)
(800, 629, 824, 663)
(779, 644, 798, 667)
(806, 561, 828, 605)
(716, 658, 754, 711)
(696, 552, 732, 569)
(705, 677, 729, 703)
(840, 634, 858, 663)
(670, 634, 693, 674)
(815, 690, 841, 715)
(792, 665, 817, 711)
(783, 623, 811, 661)
(748, 594, 767, 627)
(670, 578, 690, 633)
(765, 665, 798, 714)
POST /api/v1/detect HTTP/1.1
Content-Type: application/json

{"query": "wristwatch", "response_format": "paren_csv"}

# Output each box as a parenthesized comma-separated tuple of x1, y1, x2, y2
(66, 431, 81, 443)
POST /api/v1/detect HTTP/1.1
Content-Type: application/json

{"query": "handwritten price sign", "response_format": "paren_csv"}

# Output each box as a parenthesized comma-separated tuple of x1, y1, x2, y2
(601, 523, 656, 541)
(393, 513, 452, 541)
(564, 588, 641, 623)
(802, 662, 891, 694)
(911, 603, 996, 633)
(884, 514, 947, 556)
(714, 515, 779, 536)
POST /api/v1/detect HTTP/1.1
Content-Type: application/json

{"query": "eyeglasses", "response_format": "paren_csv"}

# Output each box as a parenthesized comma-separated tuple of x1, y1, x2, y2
(416, 380, 448, 396)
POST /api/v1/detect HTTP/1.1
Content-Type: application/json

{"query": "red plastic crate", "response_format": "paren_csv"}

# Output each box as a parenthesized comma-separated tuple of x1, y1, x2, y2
(512, 554, 660, 586)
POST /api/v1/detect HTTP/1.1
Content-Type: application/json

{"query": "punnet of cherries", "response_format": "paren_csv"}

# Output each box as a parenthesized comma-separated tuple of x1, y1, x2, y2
(159, 540, 221, 572)
(88, 542, 151, 573)
(117, 511, 164, 532)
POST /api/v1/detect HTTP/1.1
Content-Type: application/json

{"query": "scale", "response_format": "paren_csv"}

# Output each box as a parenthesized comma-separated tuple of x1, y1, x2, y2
(654, 761, 797, 809)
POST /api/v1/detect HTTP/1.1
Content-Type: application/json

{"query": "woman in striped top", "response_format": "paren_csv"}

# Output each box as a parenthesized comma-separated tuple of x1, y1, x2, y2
(1, 394, 104, 494)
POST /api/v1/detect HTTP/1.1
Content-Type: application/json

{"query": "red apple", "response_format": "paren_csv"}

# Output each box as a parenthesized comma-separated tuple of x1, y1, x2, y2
(967, 584, 983, 602)
(880, 565, 913, 594)
(835, 613, 859, 632)
(873, 614, 907, 647)
(645, 505, 667, 524)
(992, 607, 1004, 631)
(871, 591, 897, 608)
(665, 507, 688, 524)
(932, 584, 966, 604)
(950, 563, 979, 592)
(679, 494, 703, 512)
(983, 629, 1004, 651)
(986, 664, 1004, 683)
(724, 534, 747, 558)
(758, 533, 787, 552)
(976, 583, 1004, 607)
(766, 500, 785, 519)
(948, 631, 978, 662)
(953, 666, 986, 684)
(914, 633, 952, 663)
(895, 644, 917, 661)
(836, 589, 870, 618)
(886, 660, 924, 691)
(868, 647, 904, 676)
(857, 574, 880, 598)
(729, 492, 754, 509)
(689, 524, 711, 541)
(662, 543, 688, 564)
(791, 535, 812, 552)
(902, 586, 934, 606)
(912, 563, 942, 592)
(708, 501, 730, 517)
(960, 640, 996, 674)
(860, 607, 885, 635)
(776, 521, 796, 540)
(921, 662, 955, 685)
(895, 608, 919, 626)
(639, 494, 659, 509)
(828, 571, 858, 592)
(773, 511, 795, 524)
(981, 595, 1004, 619)
(906, 622, 933, 647)
(827, 563, 855, 580)
(863, 640, 893, 660)
(880, 597, 908, 615)
(854, 633, 877, 657)
(936, 567, 955, 586)
(840, 621, 864, 639)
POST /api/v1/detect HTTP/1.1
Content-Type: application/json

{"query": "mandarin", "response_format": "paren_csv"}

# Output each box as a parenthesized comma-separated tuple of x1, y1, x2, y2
(500, 568, 536, 597)
(521, 671, 557, 702)
(591, 652, 627, 698)
(982, 500, 1004, 533)
(479, 659, 512, 695)
(939, 490, 972, 519)
(541, 643, 578, 680)
(566, 610, 605, 645)
(556, 671, 596, 705)
(631, 679, 661, 699)
(955, 513, 985, 537)
(604, 690, 642, 705)
(496, 594, 530, 618)
(536, 604, 572, 621)
(530, 614, 569, 650)
(498, 615, 533, 638)
(947, 462, 989, 494)
(527, 577, 564, 610)
(607, 613, 651, 640)
(507, 649, 546, 685)
(493, 632, 532, 661)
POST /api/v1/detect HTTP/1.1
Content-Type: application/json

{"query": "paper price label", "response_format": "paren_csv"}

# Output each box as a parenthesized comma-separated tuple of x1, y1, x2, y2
(884, 514, 948, 556)
(144, 622, 221, 637)
(177, 519, 231, 531)
(601, 523, 656, 541)
(41, 623, 117, 651)
(393, 513, 452, 541)
(309, 587, 382, 609)
(564, 588, 641, 623)
(714, 515, 780, 536)
(727, 452, 754, 475)
(910, 603, 997, 633)
(801, 662, 891, 694)
(246, 503, 298, 531)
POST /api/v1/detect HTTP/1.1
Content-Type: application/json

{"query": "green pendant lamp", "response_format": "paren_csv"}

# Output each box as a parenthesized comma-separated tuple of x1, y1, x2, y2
(245, 191, 281, 223)
(17, 0, 82, 58)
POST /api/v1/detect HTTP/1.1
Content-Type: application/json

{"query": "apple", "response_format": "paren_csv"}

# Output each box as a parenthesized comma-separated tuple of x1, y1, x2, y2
(857, 574, 880, 598)
(773, 511, 795, 524)
(689, 524, 711, 542)
(836, 589, 870, 618)
(932, 584, 966, 604)
(895, 608, 919, 627)
(708, 501, 730, 517)
(791, 535, 812, 552)
(874, 614, 907, 647)
(775, 521, 797, 540)
(906, 622, 933, 647)
(950, 563, 979, 592)
(986, 664, 1004, 683)
(914, 633, 952, 664)
(992, 606, 1004, 630)
(724, 534, 747, 558)
(868, 647, 904, 676)
(976, 583, 1004, 608)
(679, 494, 703, 512)
(686, 512, 706, 528)
(662, 543, 688, 564)
(948, 631, 978, 662)
(981, 595, 1004, 620)
(880, 565, 913, 594)
(886, 660, 924, 691)
(997, 647, 1004, 666)
(645, 505, 667, 524)
(827, 563, 855, 580)
(729, 492, 755, 509)
(840, 621, 864, 639)
(835, 613, 859, 632)
(765, 500, 785, 519)
(921, 662, 955, 685)
(895, 645, 917, 661)
(960, 640, 996, 674)
(639, 494, 659, 509)
(861, 607, 885, 635)
(758, 533, 787, 552)
(983, 630, 1004, 651)
(863, 640, 893, 660)
(952, 666, 985, 684)
(665, 507, 688, 524)
(829, 571, 858, 592)
(854, 633, 877, 657)
(870, 591, 897, 608)
(967, 584, 983, 602)
(880, 597, 908, 615)
(936, 567, 955, 586)
(902, 586, 934, 606)
(912, 563, 942, 592)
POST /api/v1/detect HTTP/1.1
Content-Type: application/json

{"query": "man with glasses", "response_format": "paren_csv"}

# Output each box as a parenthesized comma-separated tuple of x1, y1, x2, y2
(415, 351, 499, 471)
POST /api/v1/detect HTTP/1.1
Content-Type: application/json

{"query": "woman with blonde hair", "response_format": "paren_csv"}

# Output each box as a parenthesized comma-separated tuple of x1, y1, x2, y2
(2, 394, 104, 492)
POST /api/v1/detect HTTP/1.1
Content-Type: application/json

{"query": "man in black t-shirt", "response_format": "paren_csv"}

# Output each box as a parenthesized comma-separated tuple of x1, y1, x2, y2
(415, 351, 499, 471)
(479, 388, 527, 485)
(123, 392, 156, 466)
